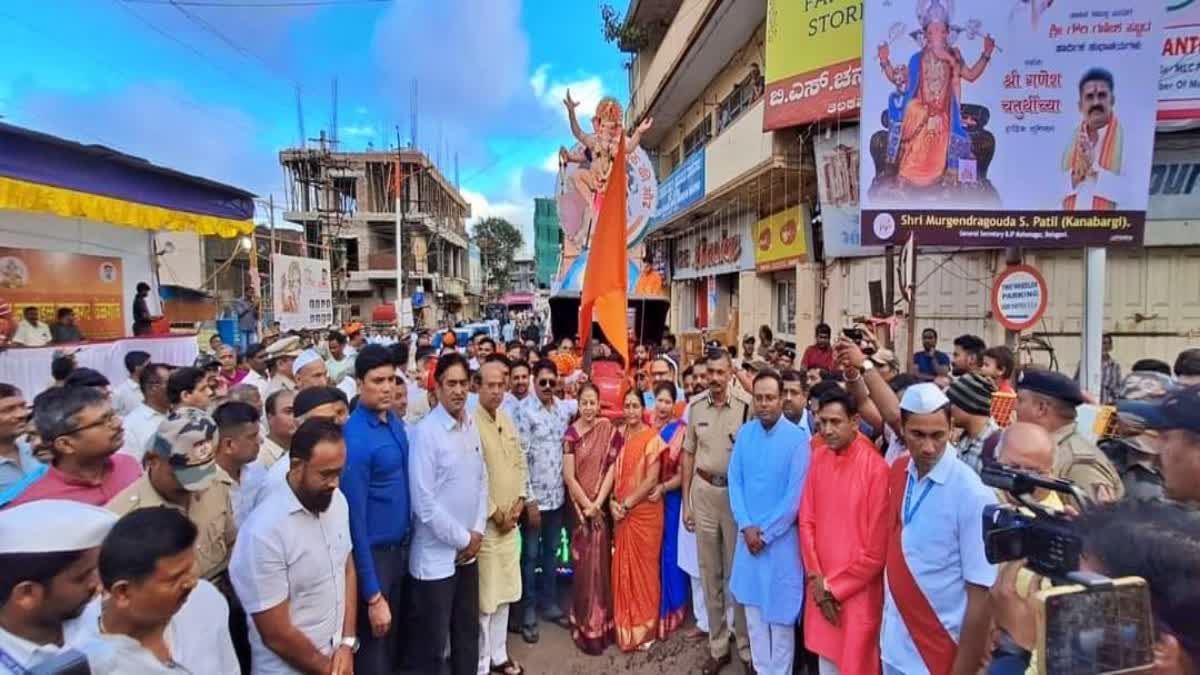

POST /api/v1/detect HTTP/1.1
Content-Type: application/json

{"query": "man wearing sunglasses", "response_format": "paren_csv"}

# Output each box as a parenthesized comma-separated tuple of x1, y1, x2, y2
(9, 386, 140, 508)
(511, 359, 578, 643)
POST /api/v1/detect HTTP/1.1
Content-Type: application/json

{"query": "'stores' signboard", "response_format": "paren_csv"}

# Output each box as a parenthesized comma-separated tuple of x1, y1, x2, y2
(859, 0, 1164, 248)
(0, 247, 125, 339)
(992, 265, 1049, 332)
(764, 0, 863, 129)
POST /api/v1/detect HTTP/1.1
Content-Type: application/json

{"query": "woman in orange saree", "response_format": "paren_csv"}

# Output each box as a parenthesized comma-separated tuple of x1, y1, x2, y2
(562, 383, 621, 655)
(610, 388, 664, 652)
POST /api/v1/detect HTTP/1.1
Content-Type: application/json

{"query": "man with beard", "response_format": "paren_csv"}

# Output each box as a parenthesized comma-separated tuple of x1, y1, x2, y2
(780, 369, 811, 432)
(691, 360, 711, 398)
(951, 335, 986, 377)
(502, 360, 532, 420)
(798, 389, 889, 675)
(407, 352, 488, 674)
(231, 419, 357, 675)
(67, 507, 238, 673)
(9, 386, 140, 508)
(0, 500, 116, 670)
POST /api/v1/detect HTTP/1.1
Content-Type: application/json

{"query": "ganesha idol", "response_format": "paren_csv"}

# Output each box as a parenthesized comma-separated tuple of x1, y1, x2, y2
(867, 0, 1000, 207)
(554, 91, 665, 298)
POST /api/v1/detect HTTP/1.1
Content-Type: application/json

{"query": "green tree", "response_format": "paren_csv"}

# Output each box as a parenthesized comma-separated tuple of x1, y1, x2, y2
(472, 217, 524, 296)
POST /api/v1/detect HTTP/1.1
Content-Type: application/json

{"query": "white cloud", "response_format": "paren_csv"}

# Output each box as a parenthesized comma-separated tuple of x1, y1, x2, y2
(541, 150, 562, 174)
(339, 124, 377, 138)
(530, 64, 607, 124)
(462, 184, 534, 257)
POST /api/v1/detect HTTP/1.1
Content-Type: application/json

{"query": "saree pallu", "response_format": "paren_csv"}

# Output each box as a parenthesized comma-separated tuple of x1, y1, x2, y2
(565, 419, 621, 655)
(657, 420, 689, 639)
(612, 426, 664, 652)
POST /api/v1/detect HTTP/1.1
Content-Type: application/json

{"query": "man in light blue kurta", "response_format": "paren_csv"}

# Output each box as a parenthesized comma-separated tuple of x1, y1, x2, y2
(729, 371, 812, 675)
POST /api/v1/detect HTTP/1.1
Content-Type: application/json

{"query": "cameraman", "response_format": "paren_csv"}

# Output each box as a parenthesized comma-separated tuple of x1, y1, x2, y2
(989, 500, 1200, 674)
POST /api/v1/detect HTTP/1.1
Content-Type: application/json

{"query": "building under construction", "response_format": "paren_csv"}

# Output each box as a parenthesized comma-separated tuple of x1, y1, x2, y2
(279, 139, 473, 327)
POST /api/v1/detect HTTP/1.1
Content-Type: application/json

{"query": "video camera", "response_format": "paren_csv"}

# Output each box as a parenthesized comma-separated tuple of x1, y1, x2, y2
(980, 464, 1089, 580)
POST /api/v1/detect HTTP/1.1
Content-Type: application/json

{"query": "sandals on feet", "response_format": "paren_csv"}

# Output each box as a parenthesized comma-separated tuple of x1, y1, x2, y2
(490, 660, 525, 675)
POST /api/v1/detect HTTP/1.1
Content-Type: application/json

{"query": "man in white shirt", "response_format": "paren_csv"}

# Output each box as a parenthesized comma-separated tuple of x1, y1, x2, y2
(256, 390, 297, 469)
(66, 506, 238, 674)
(121, 363, 172, 463)
(241, 343, 270, 402)
(0, 500, 117, 671)
(406, 352, 488, 674)
(501, 360, 531, 421)
(11, 307, 52, 347)
(113, 351, 150, 416)
(230, 418, 358, 675)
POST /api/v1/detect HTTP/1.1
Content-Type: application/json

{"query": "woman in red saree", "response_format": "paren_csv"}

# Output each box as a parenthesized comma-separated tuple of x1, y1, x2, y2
(562, 383, 621, 655)
(611, 389, 664, 652)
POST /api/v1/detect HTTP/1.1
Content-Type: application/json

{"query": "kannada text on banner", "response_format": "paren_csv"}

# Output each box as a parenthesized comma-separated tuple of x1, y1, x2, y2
(859, 0, 1165, 247)
(0, 247, 125, 339)
(764, 0, 863, 130)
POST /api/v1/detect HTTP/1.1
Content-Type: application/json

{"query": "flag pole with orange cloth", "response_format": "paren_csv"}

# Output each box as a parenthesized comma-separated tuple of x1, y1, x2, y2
(579, 135, 630, 368)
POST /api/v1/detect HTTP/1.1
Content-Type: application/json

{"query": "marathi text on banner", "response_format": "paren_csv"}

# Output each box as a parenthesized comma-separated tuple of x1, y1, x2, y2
(0, 247, 125, 340)
(270, 254, 333, 332)
(764, 0, 863, 129)
(859, 0, 1164, 248)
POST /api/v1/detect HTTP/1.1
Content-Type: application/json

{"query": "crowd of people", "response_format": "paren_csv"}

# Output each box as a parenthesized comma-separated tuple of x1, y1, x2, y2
(0, 318, 1198, 675)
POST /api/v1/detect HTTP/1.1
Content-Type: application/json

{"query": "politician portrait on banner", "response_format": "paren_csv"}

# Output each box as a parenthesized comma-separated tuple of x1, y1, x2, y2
(859, 0, 1164, 248)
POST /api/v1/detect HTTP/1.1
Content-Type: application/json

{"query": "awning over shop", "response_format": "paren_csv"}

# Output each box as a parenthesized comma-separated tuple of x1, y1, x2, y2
(0, 122, 255, 238)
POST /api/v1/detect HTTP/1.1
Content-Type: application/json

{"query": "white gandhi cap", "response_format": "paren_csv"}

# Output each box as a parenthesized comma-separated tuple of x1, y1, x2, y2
(293, 349, 323, 375)
(0, 500, 117, 554)
(899, 382, 951, 415)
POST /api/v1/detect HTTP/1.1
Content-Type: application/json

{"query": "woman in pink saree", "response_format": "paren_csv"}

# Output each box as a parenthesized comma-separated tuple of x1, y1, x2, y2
(562, 383, 622, 654)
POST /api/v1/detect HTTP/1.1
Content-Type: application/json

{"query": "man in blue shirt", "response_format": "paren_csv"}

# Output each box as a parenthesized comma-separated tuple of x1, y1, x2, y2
(341, 344, 411, 673)
(728, 369, 811, 675)
(912, 328, 951, 381)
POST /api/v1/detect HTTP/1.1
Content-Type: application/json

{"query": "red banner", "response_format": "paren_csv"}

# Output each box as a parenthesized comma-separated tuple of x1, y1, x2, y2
(0, 247, 125, 340)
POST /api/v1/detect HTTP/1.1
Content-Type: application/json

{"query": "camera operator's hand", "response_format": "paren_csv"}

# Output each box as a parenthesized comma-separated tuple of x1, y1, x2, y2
(990, 561, 1040, 651)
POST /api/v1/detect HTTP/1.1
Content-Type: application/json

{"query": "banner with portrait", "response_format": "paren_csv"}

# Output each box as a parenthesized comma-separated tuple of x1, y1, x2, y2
(0, 247, 124, 340)
(270, 254, 333, 331)
(859, 0, 1165, 248)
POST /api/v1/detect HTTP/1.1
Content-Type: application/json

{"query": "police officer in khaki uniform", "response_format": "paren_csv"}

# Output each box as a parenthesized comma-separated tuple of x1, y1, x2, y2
(681, 348, 753, 675)
(107, 408, 236, 586)
(1014, 369, 1124, 502)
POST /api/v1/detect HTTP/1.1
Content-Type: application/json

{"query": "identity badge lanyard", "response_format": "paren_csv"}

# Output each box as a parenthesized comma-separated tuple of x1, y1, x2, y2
(0, 646, 29, 674)
(903, 473, 935, 526)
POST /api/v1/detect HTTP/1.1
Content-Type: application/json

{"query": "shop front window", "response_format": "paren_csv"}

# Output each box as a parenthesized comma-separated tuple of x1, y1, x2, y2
(775, 278, 796, 339)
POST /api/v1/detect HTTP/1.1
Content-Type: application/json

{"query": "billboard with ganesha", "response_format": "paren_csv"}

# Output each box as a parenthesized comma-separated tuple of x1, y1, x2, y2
(859, 0, 1165, 248)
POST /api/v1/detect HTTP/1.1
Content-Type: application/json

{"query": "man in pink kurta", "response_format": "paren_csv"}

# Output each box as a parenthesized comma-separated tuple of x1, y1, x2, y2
(798, 390, 890, 675)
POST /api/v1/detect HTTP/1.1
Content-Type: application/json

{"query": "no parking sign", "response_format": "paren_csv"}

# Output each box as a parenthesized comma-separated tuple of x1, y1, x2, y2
(991, 265, 1048, 332)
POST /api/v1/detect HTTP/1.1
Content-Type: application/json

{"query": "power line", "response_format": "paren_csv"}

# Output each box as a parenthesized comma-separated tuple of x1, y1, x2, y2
(164, 0, 292, 81)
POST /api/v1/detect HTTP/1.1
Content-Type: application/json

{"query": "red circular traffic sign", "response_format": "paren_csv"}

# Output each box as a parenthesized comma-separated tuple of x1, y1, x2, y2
(991, 264, 1048, 332)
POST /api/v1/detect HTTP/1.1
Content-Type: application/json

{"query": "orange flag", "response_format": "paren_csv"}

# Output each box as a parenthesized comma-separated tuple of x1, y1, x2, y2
(579, 135, 629, 367)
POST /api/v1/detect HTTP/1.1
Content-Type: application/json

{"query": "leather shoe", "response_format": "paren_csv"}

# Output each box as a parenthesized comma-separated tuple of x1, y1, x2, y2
(700, 653, 730, 675)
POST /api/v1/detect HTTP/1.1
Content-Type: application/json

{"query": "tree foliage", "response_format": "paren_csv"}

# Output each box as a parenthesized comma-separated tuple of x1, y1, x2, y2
(472, 217, 524, 296)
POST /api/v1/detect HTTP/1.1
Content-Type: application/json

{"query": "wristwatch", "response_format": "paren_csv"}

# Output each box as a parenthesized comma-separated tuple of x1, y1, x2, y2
(861, 359, 875, 372)
(340, 636, 360, 653)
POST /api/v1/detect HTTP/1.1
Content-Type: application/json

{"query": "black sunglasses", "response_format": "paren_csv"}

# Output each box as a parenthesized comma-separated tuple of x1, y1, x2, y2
(537, 378, 556, 387)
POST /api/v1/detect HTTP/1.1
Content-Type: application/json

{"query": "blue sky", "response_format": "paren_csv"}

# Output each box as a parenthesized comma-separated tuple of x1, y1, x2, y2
(0, 0, 630, 253)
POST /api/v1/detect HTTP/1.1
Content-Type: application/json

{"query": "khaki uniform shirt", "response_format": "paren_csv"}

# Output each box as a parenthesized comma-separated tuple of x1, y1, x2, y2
(256, 436, 288, 469)
(107, 474, 237, 582)
(1053, 423, 1124, 502)
(683, 389, 752, 477)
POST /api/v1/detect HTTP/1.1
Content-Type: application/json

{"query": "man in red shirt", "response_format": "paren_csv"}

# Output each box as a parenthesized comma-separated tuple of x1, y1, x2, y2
(8, 386, 140, 508)
(801, 324, 836, 372)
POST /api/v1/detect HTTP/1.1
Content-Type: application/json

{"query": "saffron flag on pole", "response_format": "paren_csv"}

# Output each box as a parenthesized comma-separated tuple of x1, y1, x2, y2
(579, 135, 630, 366)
